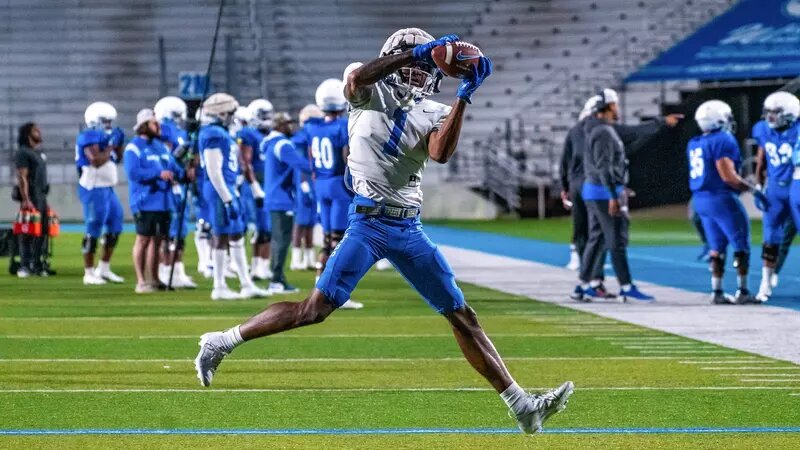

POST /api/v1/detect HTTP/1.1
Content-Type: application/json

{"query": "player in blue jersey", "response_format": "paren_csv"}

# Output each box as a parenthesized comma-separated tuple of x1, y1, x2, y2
(753, 92, 800, 302)
(689, 100, 768, 305)
(198, 93, 271, 301)
(244, 99, 274, 280)
(154, 96, 197, 289)
(195, 29, 572, 434)
(76, 102, 125, 286)
(289, 104, 323, 272)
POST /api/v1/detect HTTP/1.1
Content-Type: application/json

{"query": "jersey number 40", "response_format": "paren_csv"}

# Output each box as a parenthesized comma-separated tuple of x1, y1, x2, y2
(311, 137, 335, 170)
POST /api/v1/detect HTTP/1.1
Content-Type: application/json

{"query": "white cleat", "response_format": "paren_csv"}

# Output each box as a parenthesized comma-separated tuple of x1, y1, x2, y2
(135, 283, 156, 294)
(339, 299, 364, 310)
(83, 273, 107, 286)
(770, 273, 779, 289)
(211, 286, 242, 301)
(375, 258, 393, 271)
(96, 268, 124, 283)
(240, 284, 272, 299)
(565, 250, 580, 271)
(194, 332, 229, 387)
(512, 381, 574, 434)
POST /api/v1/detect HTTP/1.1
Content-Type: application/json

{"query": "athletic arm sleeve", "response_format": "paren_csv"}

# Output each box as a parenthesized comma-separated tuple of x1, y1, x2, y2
(123, 145, 161, 183)
(276, 140, 312, 174)
(204, 148, 233, 203)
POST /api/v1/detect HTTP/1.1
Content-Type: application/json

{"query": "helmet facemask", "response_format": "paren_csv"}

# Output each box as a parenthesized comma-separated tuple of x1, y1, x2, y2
(764, 107, 792, 130)
(380, 29, 442, 102)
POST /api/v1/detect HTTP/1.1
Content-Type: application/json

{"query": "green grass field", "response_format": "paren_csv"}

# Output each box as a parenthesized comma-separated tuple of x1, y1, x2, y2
(2, 230, 799, 449)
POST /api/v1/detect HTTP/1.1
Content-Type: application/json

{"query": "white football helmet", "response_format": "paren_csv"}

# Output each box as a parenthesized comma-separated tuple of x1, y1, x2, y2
(379, 28, 442, 101)
(315, 79, 347, 112)
(154, 96, 188, 123)
(763, 91, 800, 129)
(695, 100, 735, 133)
(84, 101, 117, 129)
(248, 99, 274, 130)
(590, 89, 619, 113)
(202, 93, 239, 126)
(229, 106, 251, 135)
(579, 95, 601, 120)
(298, 104, 324, 126)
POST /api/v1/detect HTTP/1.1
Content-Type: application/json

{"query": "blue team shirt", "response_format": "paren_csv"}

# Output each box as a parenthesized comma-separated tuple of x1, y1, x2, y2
(236, 126, 265, 175)
(756, 121, 799, 185)
(75, 129, 109, 173)
(199, 124, 240, 186)
(688, 130, 741, 194)
(294, 117, 349, 179)
(124, 136, 183, 212)
(262, 130, 312, 211)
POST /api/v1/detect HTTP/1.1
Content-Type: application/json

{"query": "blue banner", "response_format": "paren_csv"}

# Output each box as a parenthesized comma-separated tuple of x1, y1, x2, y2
(627, 0, 800, 82)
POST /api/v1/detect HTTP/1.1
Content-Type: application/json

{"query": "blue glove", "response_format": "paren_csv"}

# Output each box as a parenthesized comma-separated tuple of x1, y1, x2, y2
(457, 56, 493, 104)
(753, 189, 770, 212)
(109, 127, 126, 148)
(223, 200, 240, 224)
(412, 34, 459, 64)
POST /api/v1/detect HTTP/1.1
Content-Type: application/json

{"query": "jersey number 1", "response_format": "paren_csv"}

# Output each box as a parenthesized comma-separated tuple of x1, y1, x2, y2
(382, 109, 408, 157)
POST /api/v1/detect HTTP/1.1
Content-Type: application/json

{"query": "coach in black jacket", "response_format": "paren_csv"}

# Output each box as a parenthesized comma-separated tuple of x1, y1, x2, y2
(559, 94, 681, 290)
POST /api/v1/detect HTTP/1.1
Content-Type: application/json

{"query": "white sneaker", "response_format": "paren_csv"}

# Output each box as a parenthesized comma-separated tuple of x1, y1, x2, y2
(340, 299, 364, 310)
(512, 381, 574, 434)
(375, 258, 393, 271)
(83, 273, 107, 285)
(770, 273, 779, 289)
(565, 250, 580, 271)
(211, 286, 242, 301)
(194, 332, 229, 387)
(240, 284, 272, 299)
(269, 281, 299, 294)
(17, 268, 31, 279)
(96, 268, 124, 283)
(135, 283, 156, 294)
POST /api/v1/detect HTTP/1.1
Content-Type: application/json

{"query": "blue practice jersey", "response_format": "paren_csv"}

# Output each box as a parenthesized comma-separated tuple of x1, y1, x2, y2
(75, 129, 108, 173)
(297, 117, 348, 179)
(758, 121, 799, 185)
(199, 124, 240, 186)
(236, 126, 265, 175)
(687, 130, 741, 193)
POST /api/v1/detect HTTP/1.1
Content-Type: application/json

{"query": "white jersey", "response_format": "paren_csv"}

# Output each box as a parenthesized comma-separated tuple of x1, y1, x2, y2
(347, 80, 450, 208)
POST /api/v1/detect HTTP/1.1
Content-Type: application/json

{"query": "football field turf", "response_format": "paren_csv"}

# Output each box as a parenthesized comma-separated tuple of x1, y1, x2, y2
(2, 230, 800, 449)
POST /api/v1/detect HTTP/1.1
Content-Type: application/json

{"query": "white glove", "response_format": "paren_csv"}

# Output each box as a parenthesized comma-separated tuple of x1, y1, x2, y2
(300, 181, 311, 194)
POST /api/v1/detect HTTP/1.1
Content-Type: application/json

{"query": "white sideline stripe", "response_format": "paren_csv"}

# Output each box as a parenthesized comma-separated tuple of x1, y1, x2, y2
(702, 367, 800, 371)
(0, 356, 684, 363)
(594, 337, 684, 341)
(639, 350, 735, 354)
(719, 374, 800, 377)
(740, 379, 800, 383)
(622, 345, 713, 349)
(0, 386, 796, 394)
(680, 360, 771, 364)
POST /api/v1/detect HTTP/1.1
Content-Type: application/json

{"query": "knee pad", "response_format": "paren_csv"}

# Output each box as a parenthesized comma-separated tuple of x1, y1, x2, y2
(254, 230, 271, 245)
(81, 235, 98, 255)
(733, 251, 749, 270)
(103, 233, 120, 249)
(710, 253, 725, 274)
(762, 244, 779, 263)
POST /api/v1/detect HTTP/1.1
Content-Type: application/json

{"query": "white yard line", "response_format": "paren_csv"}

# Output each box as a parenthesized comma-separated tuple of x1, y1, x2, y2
(0, 386, 795, 394)
(718, 374, 800, 377)
(701, 367, 800, 371)
(439, 246, 800, 365)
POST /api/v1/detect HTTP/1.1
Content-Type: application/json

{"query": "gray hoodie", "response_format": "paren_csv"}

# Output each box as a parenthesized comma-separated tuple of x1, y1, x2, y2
(582, 116, 626, 199)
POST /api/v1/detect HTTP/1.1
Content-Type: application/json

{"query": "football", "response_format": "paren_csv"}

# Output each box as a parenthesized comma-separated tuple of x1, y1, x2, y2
(430, 41, 483, 79)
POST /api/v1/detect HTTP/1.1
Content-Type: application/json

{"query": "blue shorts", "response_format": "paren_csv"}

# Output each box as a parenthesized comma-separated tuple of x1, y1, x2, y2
(316, 176, 353, 232)
(78, 185, 123, 238)
(763, 182, 792, 245)
(692, 191, 750, 253)
(239, 182, 255, 226)
(169, 186, 190, 240)
(316, 196, 465, 314)
(202, 182, 245, 236)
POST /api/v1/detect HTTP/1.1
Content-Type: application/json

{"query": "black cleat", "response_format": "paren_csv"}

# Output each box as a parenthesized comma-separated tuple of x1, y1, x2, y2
(711, 290, 734, 305)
